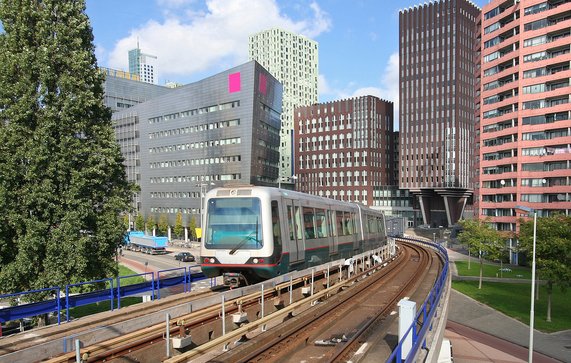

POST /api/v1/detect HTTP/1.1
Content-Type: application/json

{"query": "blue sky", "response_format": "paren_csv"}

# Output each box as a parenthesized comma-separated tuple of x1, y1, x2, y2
(86, 0, 486, 107)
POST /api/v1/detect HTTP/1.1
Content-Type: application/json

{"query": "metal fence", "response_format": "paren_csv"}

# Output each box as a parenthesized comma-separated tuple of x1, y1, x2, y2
(0, 266, 207, 335)
(386, 237, 450, 362)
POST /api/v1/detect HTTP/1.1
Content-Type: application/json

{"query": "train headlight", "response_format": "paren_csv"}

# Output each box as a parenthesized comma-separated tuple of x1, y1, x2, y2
(252, 258, 265, 264)
(253, 258, 259, 264)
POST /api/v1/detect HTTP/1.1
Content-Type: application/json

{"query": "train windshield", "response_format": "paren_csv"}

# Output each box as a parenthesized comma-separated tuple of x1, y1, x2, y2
(205, 197, 263, 251)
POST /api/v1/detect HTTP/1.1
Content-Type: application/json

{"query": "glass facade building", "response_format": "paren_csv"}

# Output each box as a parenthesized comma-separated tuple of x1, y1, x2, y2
(111, 61, 283, 225)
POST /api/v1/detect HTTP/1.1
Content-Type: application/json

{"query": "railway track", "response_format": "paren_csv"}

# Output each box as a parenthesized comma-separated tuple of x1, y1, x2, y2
(208, 242, 437, 363)
(1, 241, 442, 363)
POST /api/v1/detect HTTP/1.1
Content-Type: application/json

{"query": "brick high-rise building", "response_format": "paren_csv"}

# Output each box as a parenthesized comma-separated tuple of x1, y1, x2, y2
(294, 96, 394, 206)
(478, 0, 571, 250)
(399, 0, 480, 227)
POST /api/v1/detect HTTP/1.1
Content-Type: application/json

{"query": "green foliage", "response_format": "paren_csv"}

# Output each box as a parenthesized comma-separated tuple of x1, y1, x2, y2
(157, 214, 169, 236)
(189, 216, 197, 240)
(518, 214, 571, 293)
(453, 281, 571, 333)
(146, 215, 155, 233)
(0, 1, 131, 296)
(122, 214, 130, 231)
(134, 214, 145, 232)
(173, 212, 184, 238)
(457, 218, 504, 289)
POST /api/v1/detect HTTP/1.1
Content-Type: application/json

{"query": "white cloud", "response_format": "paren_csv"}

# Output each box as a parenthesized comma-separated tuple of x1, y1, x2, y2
(106, 0, 331, 83)
(351, 52, 400, 129)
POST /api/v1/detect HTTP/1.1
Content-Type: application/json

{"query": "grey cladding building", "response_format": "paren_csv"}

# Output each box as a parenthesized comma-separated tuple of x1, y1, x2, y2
(112, 61, 283, 225)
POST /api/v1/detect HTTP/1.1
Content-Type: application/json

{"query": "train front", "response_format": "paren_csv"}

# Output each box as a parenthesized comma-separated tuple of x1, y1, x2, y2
(200, 187, 281, 287)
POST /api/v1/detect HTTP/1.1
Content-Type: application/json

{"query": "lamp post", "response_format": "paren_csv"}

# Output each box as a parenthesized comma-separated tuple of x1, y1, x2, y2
(197, 182, 215, 228)
(515, 205, 536, 363)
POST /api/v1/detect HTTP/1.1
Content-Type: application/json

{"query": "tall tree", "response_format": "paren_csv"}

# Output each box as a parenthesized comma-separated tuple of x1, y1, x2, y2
(134, 214, 145, 232)
(173, 212, 183, 239)
(158, 214, 169, 237)
(518, 214, 571, 322)
(0, 1, 131, 294)
(457, 218, 503, 289)
(189, 216, 197, 240)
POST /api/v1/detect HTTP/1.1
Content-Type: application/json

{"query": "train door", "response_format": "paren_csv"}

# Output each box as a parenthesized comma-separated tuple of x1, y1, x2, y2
(284, 199, 305, 263)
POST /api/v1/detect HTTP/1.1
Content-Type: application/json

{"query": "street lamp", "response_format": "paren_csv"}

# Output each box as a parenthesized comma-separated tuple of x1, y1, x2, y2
(197, 182, 215, 228)
(515, 204, 537, 363)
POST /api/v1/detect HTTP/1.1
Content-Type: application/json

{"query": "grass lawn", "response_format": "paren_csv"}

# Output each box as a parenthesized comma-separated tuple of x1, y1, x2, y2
(454, 260, 532, 279)
(452, 281, 571, 333)
(67, 265, 146, 320)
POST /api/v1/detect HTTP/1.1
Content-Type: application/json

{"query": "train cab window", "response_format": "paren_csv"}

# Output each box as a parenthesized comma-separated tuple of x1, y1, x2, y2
(204, 197, 263, 250)
(303, 207, 316, 239)
(271, 201, 282, 255)
(315, 208, 328, 238)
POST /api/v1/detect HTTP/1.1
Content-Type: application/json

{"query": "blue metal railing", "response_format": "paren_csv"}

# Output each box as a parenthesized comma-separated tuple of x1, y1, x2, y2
(0, 266, 207, 330)
(386, 237, 450, 362)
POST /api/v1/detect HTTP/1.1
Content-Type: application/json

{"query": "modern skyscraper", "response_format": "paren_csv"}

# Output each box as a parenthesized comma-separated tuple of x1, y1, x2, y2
(249, 28, 319, 184)
(112, 61, 283, 225)
(294, 96, 395, 206)
(399, 0, 480, 227)
(128, 44, 159, 85)
(478, 0, 571, 241)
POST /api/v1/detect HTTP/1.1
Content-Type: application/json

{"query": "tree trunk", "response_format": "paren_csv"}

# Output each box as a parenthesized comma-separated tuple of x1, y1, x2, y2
(36, 313, 49, 327)
(478, 258, 483, 289)
(547, 281, 552, 323)
(547, 293, 552, 322)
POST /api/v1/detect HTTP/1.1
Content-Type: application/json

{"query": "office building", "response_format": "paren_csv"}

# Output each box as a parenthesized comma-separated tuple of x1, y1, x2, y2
(294, 96, 395, 206)
(478, 0, 571, 239)
(112, 61, 283, 225)
(128, 45, 159, 85)
(249, 28, 319, 185)
(102, 67, 174, 214)
(399, 0, 480, 227)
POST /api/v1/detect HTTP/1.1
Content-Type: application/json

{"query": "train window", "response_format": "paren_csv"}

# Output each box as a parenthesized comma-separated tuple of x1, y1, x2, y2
(336, 211, 346, 236)
(368, 216, 378, 233)
(287, 205, 295, 240)
(204, 197, 263, 249)
(344, 212, 353, 235)
(294, 206, 303, 240)
(315, 208, 328, 238)
(271, 201, 282, 255)
(303, 207, 316, 240)
(328, 210, 337, 237)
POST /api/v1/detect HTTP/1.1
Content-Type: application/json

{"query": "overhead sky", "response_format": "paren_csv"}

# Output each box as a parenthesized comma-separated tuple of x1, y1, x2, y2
(86, 0, 486, 115)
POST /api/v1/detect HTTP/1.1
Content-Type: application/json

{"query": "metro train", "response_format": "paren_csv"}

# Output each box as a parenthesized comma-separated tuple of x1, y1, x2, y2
(200, 186, 387, 287)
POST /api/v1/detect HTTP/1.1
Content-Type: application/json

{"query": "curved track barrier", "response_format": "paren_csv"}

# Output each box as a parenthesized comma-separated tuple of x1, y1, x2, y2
(0, 267, 207, 331)
(386, 236, 450, 363)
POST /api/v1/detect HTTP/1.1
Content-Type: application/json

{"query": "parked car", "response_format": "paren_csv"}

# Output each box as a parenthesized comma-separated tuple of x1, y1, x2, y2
(174, 252, 195, 262)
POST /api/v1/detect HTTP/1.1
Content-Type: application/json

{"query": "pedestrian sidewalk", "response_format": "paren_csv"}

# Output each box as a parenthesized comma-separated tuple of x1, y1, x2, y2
(446, 248, 571, 362)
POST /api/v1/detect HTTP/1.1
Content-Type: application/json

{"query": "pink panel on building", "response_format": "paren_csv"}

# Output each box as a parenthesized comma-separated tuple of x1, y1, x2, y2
(228, 72, 241, 93)
(259, 73, 267, 95)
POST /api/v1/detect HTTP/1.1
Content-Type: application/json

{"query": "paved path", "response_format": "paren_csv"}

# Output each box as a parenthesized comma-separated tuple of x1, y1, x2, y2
(446, 248, 571, 362)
